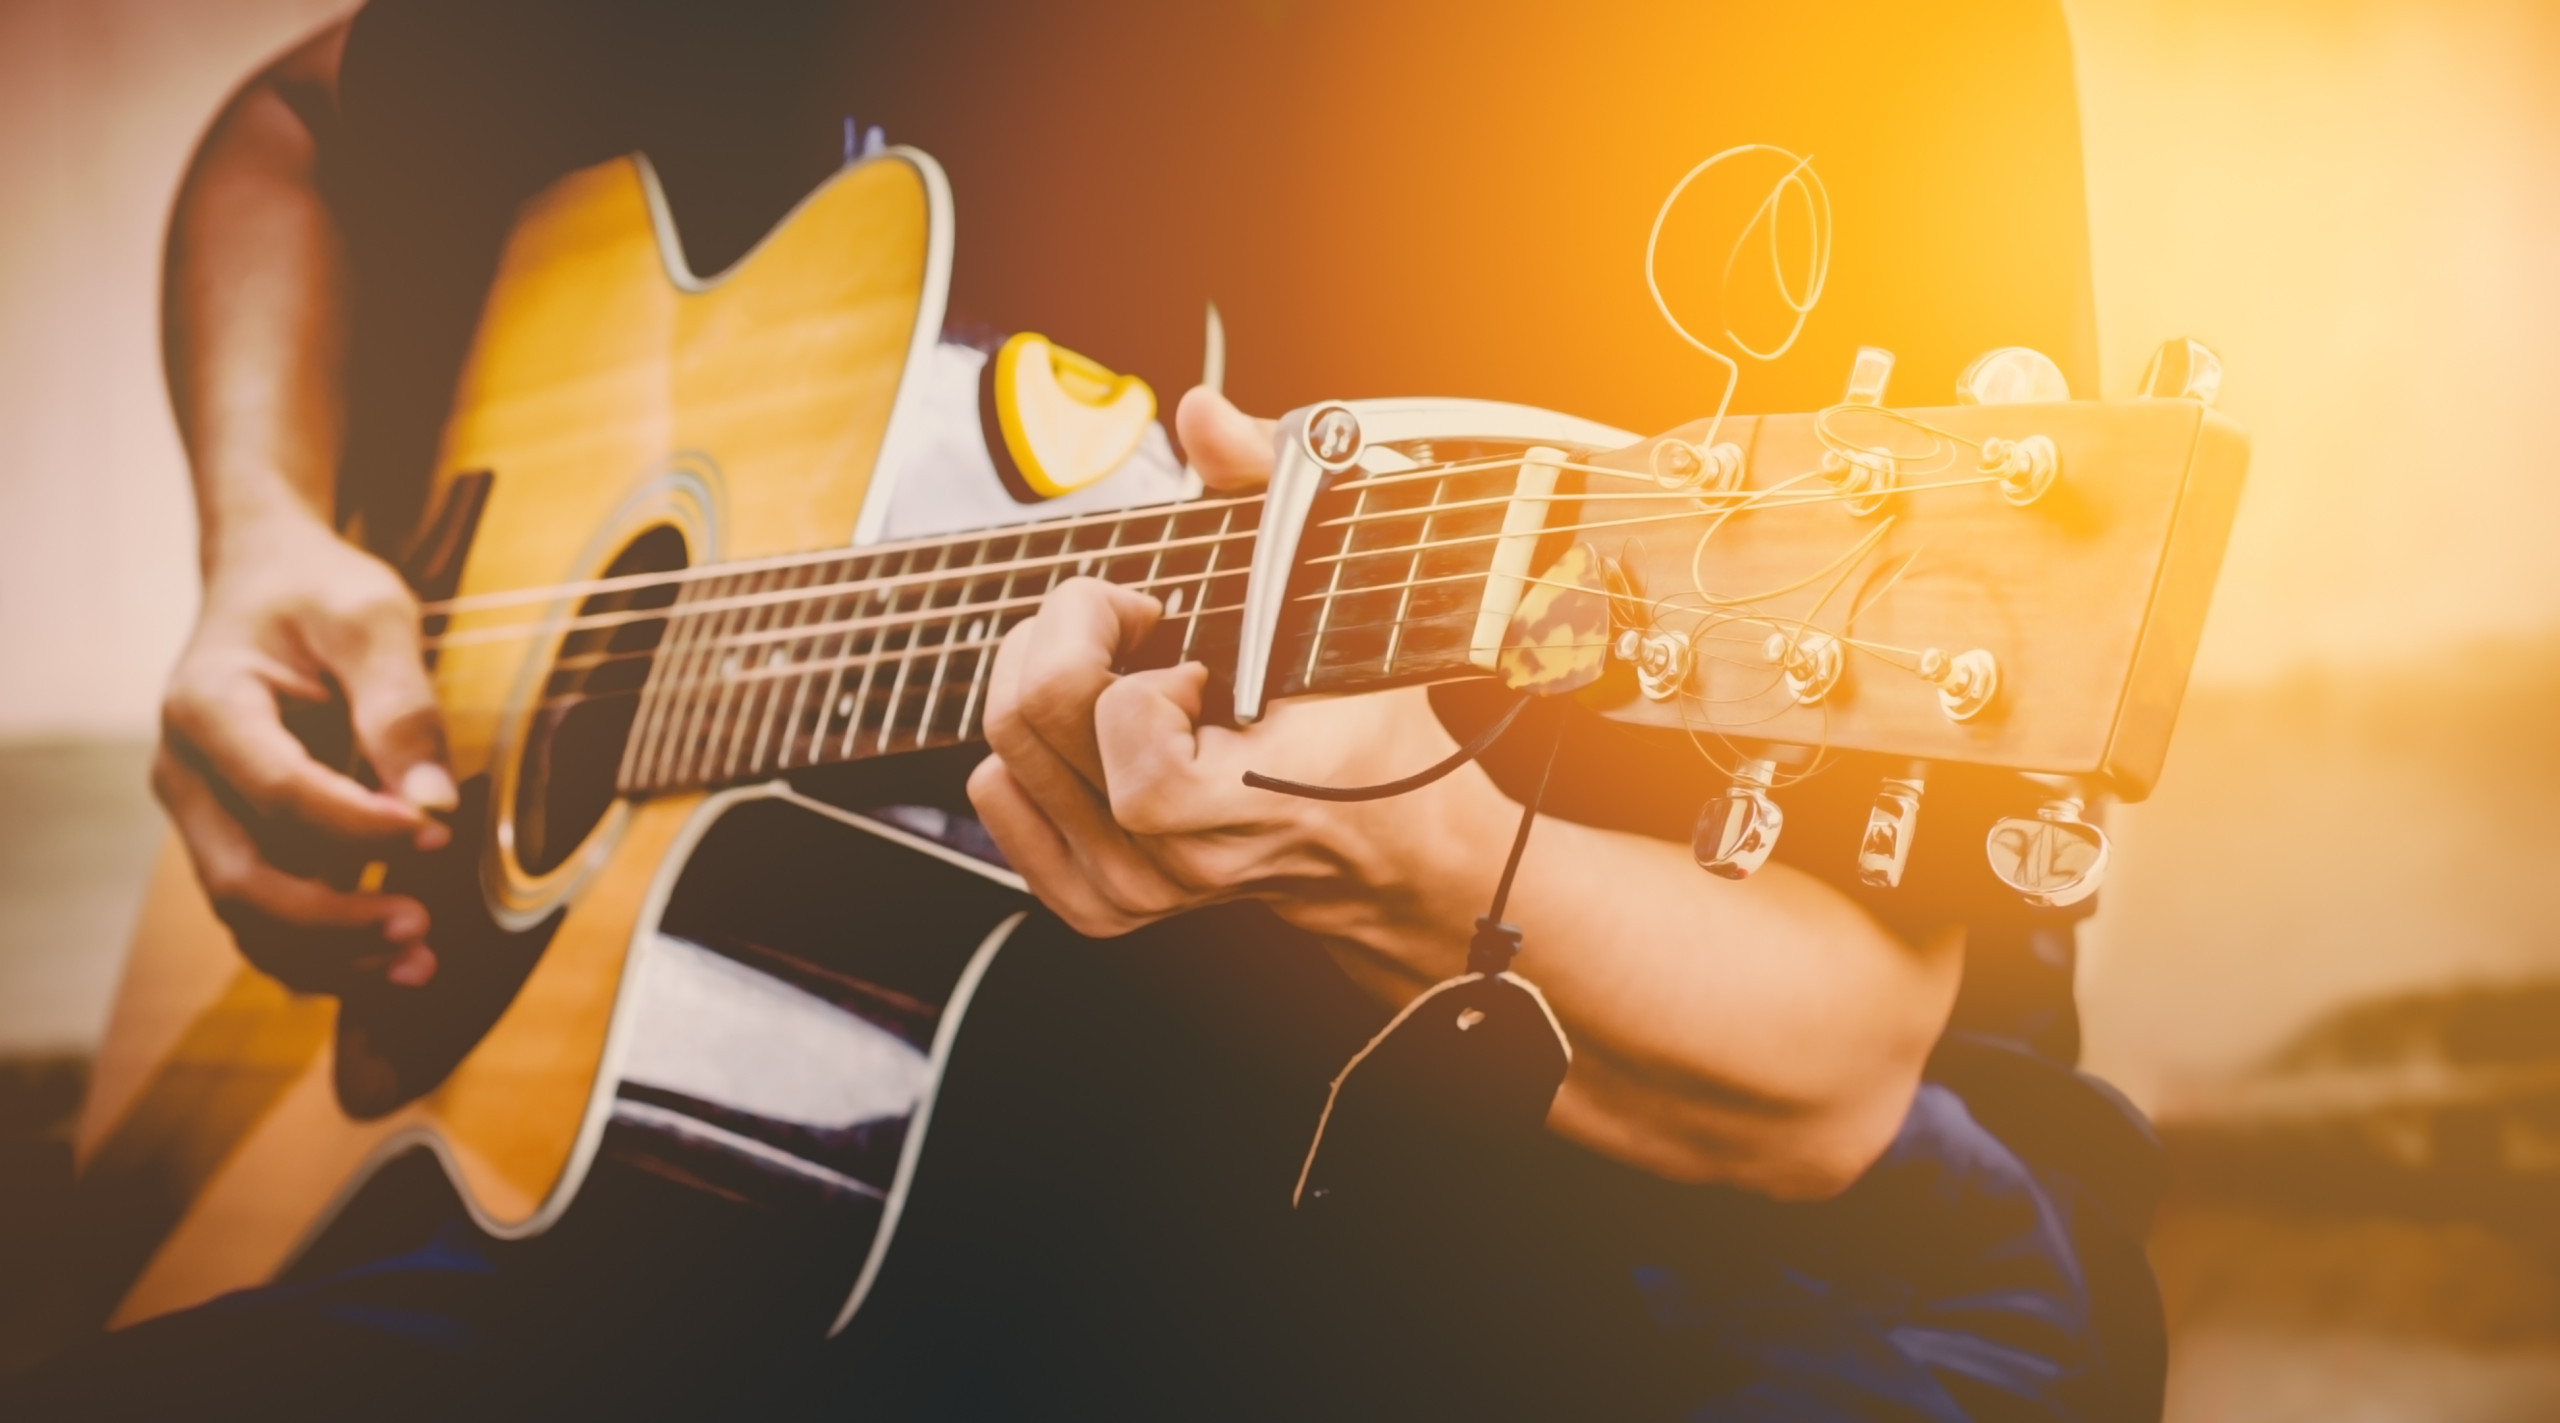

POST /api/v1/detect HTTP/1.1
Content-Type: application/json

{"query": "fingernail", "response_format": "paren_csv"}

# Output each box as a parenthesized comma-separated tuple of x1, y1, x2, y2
(381, 902, 429, 942)
(414, 819, 452, 853)
(387, 942, 438, 988)
(401, 763, 459, 813)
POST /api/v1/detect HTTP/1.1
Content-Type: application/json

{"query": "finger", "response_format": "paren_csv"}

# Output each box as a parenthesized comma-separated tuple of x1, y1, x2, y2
(983, 618, 1163, 888)
(1092, 663, 1225, 836)
(1176, 386, 1277, 491)
(313, 586, 457, 821)
(156, 748, 432, 948)
(1010, 579, 1162, 789)
(981, 615, 1103, 816)
(165, 657, 421, 841)
(966, 756, 1142, 937)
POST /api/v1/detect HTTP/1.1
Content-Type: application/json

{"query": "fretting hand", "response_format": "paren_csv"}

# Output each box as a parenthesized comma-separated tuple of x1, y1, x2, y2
(968, 387, 1515, 987)
(970, 386, 1960, 1198)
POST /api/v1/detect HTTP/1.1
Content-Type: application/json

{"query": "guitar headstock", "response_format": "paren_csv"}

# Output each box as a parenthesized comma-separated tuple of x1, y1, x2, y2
(1246, 342, 2247, 907)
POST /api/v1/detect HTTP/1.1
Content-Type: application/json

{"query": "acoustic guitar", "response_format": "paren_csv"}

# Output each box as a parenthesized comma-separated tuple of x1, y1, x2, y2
(70, 143, 2247, 1339)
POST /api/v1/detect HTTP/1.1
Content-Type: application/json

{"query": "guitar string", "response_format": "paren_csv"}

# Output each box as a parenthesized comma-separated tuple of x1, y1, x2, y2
(416, 492, 1270, 616)
(417, 525, 1265, 648)
(422, 457, 2005, 654)
(520, 487, 1945, 730)
(408, 397, 1962, 633)
(429, 555, 1261, 654)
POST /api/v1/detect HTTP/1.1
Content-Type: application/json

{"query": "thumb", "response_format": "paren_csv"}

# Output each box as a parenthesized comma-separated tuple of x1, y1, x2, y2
(336, 613, 455, 818)
(1176, 385, 1277, 492)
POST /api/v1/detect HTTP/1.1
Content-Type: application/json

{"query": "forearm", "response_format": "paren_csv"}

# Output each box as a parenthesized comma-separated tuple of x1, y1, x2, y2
(163, 23, 351, 571)
(1292, 722, 1958, 1201)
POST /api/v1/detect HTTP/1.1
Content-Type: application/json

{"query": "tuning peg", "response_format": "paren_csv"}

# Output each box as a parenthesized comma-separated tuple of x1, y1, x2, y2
(2138, 337, 2223, 407)
(1648, 437, 1744, 493)
(1843, 346, 1895, 406)
(1763, 629, 1843, 704)
(1978, 434, 2059, 506)
(1917, 646, 1998, 721)
(1694, 757, 1784, 879)
(1614, 625, 1693, 701)
(1956, 347, 2070, 405)
(1858, 766, 1926, 889)
(1984, 785, 2110, 908)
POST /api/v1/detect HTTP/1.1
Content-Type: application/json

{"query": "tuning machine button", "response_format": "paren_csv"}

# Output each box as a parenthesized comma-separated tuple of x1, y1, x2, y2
(1614, 626, 1694, 701)
(1985, 785, 2110, 908)
(1859, 766, 1926, 889)
(1955, 347, 2071, 405)
(2139, 337, 2223, 407)
(1763, 630, 1842, 704)
(1918, 646, 1998, 721)
(1649, 438, 1745, 493)
(1694, 757, 1784, 880)
(1979, 434, 2059, 506)
(1843, 346, 1895, 406)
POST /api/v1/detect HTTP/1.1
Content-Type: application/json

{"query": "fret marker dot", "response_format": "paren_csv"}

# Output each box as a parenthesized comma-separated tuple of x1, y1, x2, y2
(837, 695, 855, 717)
(1166, 588, 1185, 617)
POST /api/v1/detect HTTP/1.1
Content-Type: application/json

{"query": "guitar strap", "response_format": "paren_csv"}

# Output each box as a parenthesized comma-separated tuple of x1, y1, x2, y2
(1271, 701, 1577, 1214)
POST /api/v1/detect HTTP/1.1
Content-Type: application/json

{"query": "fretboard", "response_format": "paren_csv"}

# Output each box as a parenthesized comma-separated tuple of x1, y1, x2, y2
(610, 444, 1539, 796)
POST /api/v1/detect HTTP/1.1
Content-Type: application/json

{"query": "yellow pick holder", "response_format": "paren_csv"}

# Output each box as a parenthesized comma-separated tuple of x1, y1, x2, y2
(990, 332, 1157, 498)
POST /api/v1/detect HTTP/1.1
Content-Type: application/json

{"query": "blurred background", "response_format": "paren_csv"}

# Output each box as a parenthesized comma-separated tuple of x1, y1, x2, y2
(2, 0, 2556, 1415)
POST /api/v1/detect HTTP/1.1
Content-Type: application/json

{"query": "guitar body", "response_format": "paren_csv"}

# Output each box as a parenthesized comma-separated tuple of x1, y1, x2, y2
(75, 148, 1027, 1330)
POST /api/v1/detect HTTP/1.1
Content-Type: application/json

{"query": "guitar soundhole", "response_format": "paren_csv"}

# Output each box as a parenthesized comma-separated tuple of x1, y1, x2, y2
(512, 525, 688, 877)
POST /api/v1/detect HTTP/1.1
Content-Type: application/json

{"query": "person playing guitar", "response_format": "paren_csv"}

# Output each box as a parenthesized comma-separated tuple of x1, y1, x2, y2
(19, 2, 2173, 1417)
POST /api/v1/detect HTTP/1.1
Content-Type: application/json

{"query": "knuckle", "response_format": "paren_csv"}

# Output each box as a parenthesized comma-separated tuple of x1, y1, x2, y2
(196, 848, 255, 904)
(1100, 865, 1182, 922)
(233, 760, 300, 816)
(1109, 781, 1178, 837)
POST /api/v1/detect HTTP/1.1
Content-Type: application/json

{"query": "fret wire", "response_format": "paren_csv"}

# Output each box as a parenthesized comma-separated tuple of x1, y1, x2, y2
(425, 525, 1266, 652)
(781, 553, 847, 768)
(670, 566, 761, 787)
(1302, 480, 1368, 686)
(915, 533, 1002, 748)
(541, 604, 1250, 721)
(1181, 505, 1235, 664)
(1382, 470, 1455, 679)
(707, 564, 790, 784)
(869, 542, 947, 757)
(957, 523, 1037, 743)
(647, 571, 744, 790)
(725, 562, 793, 779)
(745, 557, 824, 776)
(721, 562, 809, 781)
(616, 579, 689, 791)
(425, 492, 1269, 618)
(786, 554, 854, 765)
(707, 561, 1242, 654)
(793, 550, 869, 767)
(837, 545, 914, 761)
(626, 575, 714, 791)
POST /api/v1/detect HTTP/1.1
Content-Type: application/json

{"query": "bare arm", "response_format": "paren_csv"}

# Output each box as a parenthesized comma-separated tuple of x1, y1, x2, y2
(155, 20, 456, 993)
(969, 388, 1957, 1199)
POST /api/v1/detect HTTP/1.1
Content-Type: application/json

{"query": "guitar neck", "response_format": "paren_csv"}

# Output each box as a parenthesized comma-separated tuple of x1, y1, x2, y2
(611, 446, 1524, 795)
